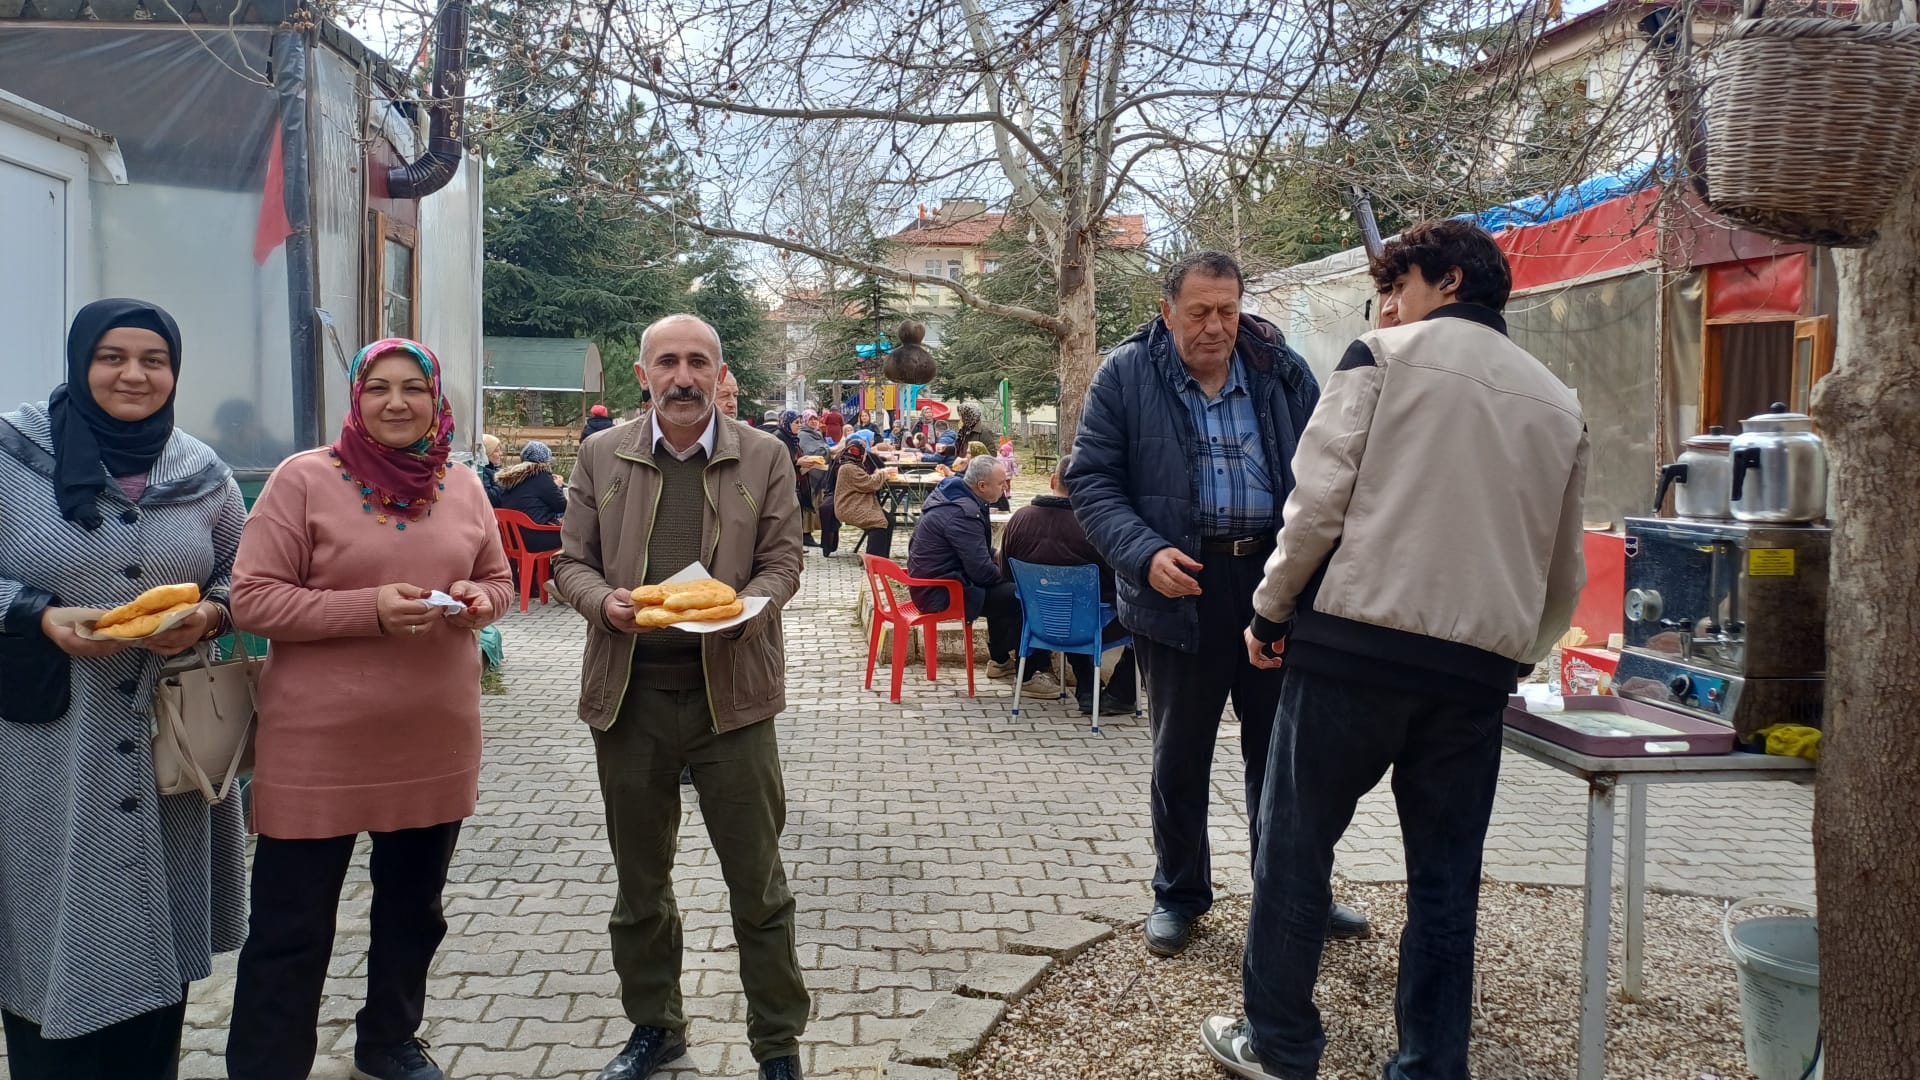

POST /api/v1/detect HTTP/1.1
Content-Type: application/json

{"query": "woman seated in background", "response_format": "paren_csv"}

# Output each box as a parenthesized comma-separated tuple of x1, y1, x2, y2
(0, 299, 247, 1080)
(495, 439, 565, 552)
(227, 337, 511, 1080)
(478, 433, 505, 506)
(830, 433, 898, 559)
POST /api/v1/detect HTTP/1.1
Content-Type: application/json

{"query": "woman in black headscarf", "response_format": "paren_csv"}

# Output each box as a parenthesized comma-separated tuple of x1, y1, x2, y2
(0, 299, 249, 1079)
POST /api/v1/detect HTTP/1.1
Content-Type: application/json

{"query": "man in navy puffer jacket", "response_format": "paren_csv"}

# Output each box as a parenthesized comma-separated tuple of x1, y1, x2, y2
(1067, 251, 1369, 957)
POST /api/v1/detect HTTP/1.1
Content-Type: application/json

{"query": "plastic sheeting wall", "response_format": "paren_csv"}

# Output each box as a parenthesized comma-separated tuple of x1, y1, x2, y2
(0, 27, 297, 471)
(1507, 273, 1662, 527)
(419, 153, 485, 456)
(1248, 268, 1377, 386)
(1662, 270, 1705, 463)
(312, 44, 363, 438)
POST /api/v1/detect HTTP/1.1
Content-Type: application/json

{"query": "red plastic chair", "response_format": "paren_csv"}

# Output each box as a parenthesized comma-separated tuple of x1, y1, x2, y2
(495, 509, 562, 612)
(860, 554, 976, 703)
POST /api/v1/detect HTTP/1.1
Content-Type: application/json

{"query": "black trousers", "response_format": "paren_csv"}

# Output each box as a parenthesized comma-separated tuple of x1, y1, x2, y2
(976, 580, 1024, 666)
(226, 820, 463, 1079)
(1245, 669, 1505, 1079)
(1132, 551, 1282, 919)
(818, 497, 842, 556)
(2, 995, 185, 1080)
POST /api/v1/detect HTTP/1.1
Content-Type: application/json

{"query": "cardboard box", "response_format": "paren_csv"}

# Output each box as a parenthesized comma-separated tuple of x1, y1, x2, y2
(1561, 646, 1621, 695)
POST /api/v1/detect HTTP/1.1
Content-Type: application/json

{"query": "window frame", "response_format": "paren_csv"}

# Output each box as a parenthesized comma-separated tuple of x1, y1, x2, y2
(367, 210, 420, 341)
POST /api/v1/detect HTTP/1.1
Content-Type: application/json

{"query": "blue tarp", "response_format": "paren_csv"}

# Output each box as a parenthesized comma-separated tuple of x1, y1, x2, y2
(1472, 159, 1666, 233)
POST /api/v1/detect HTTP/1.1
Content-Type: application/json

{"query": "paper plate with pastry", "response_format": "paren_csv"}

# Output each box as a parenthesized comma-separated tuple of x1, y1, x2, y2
(631, 563, 769, 633)
(49, 583, 204, 641)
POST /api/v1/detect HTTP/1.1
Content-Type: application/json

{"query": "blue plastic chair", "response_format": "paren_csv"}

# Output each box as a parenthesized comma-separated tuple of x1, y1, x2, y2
(1007, 559, 1136, 733)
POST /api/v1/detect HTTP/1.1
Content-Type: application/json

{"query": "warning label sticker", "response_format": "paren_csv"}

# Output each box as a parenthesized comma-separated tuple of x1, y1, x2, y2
(1749, 548, 1796, 577)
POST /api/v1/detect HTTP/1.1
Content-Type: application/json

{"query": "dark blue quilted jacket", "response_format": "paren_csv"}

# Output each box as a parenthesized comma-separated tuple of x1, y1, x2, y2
(1065, 314, 1319, 653)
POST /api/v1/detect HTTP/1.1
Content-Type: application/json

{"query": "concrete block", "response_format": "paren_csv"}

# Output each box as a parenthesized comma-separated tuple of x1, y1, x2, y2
(884, 1064, 961, 1080)
(889, 994, 1006, 1068)
(955, 952, 1053, 1001)
(1005, 916, 1113, 962)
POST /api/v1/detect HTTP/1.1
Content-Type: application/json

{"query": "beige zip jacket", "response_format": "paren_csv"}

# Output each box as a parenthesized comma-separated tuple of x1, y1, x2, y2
(553, 412, 802, 732)
(1250, 304, 1588, 695)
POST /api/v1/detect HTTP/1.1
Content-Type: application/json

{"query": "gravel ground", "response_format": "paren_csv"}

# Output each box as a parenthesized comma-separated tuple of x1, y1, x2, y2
(965, 880, 1762, 1080)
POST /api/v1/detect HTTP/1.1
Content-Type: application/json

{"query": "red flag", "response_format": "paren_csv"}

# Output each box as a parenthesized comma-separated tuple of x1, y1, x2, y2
(254, 118, 293, 265)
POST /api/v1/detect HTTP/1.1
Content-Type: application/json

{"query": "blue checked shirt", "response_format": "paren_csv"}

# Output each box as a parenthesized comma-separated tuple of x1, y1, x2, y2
(1181, 355, 1275, 536)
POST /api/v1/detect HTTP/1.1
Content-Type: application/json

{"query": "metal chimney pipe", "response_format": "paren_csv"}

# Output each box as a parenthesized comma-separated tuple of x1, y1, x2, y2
(386, 0, 469, 200)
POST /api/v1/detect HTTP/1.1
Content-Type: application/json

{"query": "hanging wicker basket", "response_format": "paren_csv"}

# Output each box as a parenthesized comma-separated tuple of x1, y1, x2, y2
(1704, 0, 1920, 247)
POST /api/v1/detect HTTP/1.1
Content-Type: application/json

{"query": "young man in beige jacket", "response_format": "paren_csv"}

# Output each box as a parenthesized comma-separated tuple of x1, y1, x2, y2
(1201, 221, 1589, 1080)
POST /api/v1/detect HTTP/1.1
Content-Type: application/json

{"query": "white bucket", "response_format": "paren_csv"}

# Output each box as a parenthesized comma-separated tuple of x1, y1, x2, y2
(1722, 897, 1821, 1080)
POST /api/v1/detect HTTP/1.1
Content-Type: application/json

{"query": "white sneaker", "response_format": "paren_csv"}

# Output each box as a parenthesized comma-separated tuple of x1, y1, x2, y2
(1199, 1016, 1281, 1079)
(986, 659, 1017, 679)
(1023, 672, 1065, 698)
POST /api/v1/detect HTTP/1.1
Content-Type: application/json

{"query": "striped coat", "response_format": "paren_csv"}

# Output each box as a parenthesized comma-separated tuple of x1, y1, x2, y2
(0, 403, 248, 1038)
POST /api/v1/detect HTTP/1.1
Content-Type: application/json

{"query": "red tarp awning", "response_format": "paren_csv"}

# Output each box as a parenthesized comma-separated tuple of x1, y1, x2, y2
(1495, 190, 1662, 292)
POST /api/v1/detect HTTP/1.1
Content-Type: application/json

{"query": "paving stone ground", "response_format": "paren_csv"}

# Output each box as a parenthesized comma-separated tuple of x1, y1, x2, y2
(12, 506, 1817, 1079)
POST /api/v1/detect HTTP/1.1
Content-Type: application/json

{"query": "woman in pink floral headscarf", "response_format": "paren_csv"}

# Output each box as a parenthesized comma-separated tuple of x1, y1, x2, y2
(226, 338, 512, 1080)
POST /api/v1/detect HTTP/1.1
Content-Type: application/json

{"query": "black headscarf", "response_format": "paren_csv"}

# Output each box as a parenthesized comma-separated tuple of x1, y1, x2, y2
(48, 299, 182, 529)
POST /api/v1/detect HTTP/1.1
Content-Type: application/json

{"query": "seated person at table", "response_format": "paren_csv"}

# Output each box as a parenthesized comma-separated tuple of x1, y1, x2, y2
(908, 457, 1058, 695)
(996, 452, 1136, 714)
(924, 430, 959, 468)
(496, 440, 565, 552)
(828, 435, 897, 559)
(961, 441, 1010, 510)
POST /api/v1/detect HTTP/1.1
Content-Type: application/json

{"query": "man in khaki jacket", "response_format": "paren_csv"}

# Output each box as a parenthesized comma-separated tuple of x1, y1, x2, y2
(554, 314, 808, 1080)
(1201, 220, 1588, 1080)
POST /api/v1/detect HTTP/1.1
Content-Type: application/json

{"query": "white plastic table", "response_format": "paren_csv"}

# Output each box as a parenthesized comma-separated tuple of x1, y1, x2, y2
(1499, 727, 1814, 1080)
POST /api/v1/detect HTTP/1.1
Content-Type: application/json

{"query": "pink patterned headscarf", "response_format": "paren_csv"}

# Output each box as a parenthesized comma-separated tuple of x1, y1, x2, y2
(331, 337, 455, 525)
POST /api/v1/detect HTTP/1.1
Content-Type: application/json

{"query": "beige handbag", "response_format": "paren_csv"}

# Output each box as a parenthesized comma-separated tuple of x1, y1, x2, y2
(152, 636, 260, 803)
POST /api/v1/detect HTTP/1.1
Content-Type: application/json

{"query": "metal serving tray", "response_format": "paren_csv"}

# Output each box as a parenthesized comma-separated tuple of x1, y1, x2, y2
(1503, 694, 1737, 757)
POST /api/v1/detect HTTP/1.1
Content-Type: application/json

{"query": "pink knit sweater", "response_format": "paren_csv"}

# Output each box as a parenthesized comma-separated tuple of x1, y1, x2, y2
(231, 450, 513, 839)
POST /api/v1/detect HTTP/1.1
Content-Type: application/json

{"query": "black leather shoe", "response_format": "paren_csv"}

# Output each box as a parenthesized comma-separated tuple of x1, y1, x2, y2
(1328, 901, 1371, 940)
(759, 1054, 804, 1079)
(1144, 908, 1194, 957)
(351, 1038, 443, 1080)
(596, 1026, 688, 1080)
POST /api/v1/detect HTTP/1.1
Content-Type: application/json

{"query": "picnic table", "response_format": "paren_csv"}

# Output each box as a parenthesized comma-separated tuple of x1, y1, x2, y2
(989, 510, 1013, 544)
(881, 472, 943, 521)
(1500, 725, 1815, 1080)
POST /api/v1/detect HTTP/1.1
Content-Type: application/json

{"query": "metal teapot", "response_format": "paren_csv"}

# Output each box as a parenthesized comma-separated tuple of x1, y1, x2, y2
(1655, 426, 1734, 520)
(1730, 403, 1828, 523)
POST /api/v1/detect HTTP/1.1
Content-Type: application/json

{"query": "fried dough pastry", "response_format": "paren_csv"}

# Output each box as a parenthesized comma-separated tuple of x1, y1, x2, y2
(661, 579, 737, 611)
(93, 605, 198, 640)
(94, 583, 201, 638)
(632, 585, 670, 607)
(635, 598, 744, 627)
(97, 582, 200, 632)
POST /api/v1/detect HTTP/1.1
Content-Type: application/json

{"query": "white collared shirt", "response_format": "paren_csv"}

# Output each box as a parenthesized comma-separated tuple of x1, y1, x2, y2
(654, 409, 718, 461)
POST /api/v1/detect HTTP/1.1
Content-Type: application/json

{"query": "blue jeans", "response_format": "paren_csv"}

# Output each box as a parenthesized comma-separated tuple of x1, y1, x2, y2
(1244, 667, 1504, 1080)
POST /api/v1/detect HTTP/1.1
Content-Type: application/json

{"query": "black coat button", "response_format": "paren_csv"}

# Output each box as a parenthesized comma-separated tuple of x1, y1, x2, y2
(117, 679, 137, 695)
(124, 565, 143, 579)
(118, 739, 136, 754)
(119, 796, 139, 813)
(121, 509, 139, 525)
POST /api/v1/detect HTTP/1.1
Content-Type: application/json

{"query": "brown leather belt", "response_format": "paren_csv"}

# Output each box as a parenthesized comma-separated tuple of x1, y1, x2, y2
(1200, 534, 1272, 557)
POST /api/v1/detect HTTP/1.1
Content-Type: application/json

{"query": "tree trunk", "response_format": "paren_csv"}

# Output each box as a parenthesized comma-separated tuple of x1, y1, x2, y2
(1811, 168, 1920, 1078)
(1055, 223, 1099, 453)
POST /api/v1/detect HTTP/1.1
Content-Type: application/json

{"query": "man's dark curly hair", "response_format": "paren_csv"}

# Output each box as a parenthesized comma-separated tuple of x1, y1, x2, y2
(1367, 219, 1513, 312)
